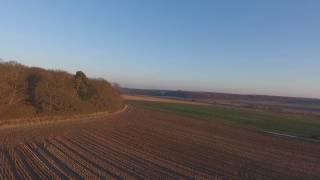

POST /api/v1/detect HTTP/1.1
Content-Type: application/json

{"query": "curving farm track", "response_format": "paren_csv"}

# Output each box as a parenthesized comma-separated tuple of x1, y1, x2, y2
(0, 105, 320, 179)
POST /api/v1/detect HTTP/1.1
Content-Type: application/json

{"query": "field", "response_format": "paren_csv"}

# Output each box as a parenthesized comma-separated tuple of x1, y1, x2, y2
(0, 99, 320, 179)
(122, 95, 208, 105)
(123, 88, 320, 116)
(132, 101, 320, 139)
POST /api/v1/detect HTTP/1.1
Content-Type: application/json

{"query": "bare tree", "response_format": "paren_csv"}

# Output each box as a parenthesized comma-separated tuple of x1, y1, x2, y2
(0, 63, 27, 106)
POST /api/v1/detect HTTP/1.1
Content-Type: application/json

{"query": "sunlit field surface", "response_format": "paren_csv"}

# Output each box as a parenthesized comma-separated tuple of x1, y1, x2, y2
(1, 100, 319, 179)
(133, 101, 320, 139)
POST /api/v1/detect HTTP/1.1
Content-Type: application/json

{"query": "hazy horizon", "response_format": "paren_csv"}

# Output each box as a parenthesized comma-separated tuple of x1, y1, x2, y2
(1, 0, 320, 99)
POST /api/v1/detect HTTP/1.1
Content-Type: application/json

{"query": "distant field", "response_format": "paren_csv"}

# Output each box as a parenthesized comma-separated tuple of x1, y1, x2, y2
(132, 101, 320, 139)
(123, 88, 320, 116)
(122, 95, 208, 105)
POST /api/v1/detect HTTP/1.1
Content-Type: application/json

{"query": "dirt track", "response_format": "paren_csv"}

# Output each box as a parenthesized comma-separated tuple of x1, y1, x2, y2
(0, 105, 320, 179)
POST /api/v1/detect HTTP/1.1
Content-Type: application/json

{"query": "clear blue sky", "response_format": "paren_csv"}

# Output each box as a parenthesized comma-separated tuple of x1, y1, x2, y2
(1, 0, 319, 98)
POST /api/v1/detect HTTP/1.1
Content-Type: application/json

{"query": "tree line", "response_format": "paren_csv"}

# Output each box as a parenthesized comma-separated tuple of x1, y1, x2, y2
(0, 61, 123, 120)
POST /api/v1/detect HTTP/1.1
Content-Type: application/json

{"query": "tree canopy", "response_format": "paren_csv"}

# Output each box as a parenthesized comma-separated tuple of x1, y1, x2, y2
(0, 62, 123, 120)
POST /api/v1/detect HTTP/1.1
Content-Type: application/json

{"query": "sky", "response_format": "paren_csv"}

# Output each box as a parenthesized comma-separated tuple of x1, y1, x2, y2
(0, 0, 320, 98)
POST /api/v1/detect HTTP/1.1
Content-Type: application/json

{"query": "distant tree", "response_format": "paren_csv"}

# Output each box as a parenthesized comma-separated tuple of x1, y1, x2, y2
(74, 71, 91, 100)
(25, 68, 45, 107)
(89, 79, 123, 112)
(34, 71, 80, 113)
(0, 63, 27, 106)
(75, 71, 87, 80)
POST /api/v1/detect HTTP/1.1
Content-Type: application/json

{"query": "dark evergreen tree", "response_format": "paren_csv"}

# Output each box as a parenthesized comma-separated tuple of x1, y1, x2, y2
(74, 71, 90, 100)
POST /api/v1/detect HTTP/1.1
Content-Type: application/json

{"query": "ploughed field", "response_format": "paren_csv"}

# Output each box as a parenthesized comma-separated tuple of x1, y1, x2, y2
(0, 103, 320, 179)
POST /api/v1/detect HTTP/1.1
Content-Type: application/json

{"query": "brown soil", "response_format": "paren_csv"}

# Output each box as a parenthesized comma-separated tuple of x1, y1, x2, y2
(0, 105, 319, 179)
